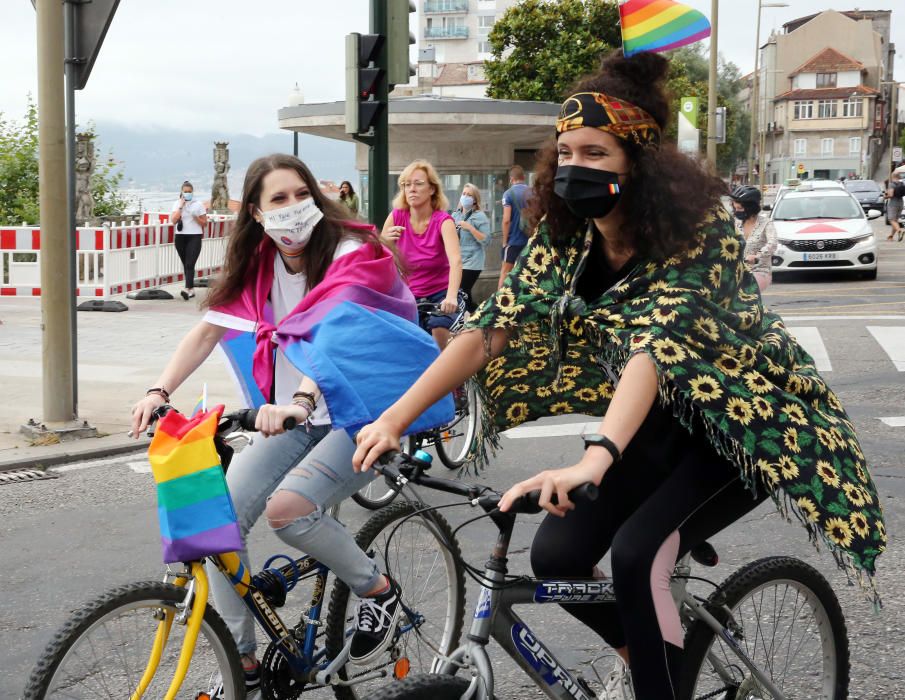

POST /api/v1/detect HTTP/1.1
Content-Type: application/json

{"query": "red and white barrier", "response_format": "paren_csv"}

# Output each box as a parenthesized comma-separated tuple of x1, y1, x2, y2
(0, 217, 234, 299)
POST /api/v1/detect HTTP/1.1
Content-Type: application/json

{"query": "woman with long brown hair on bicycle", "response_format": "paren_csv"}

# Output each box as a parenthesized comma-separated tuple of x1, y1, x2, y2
(131, 154, 452, 695)
(353, 51, 885, 700)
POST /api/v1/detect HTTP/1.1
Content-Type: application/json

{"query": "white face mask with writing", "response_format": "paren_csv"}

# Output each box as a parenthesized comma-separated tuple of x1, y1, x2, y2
(259, 197, 323, 252)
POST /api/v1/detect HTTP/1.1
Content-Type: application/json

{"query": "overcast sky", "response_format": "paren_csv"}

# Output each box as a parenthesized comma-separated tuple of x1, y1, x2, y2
(1, 1, 903, 136)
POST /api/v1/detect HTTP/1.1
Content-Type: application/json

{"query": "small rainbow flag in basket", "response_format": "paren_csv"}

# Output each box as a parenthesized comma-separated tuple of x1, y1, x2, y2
(148, 405, 242, 564)
(619, 0, 711, 57)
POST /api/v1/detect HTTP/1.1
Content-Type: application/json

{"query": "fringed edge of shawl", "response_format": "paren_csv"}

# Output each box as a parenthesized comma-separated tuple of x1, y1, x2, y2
(465, 331, 883, 607)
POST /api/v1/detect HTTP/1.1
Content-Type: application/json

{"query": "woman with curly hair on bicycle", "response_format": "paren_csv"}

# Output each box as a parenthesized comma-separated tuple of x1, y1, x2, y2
(381, 159, 463, 349)
(131, 154, 452, 695)
(354, 51, 884, 700)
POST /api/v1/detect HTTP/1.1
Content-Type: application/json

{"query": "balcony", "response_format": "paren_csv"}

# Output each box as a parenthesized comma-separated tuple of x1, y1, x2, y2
(424, 26, 469, 39)
(424, 0, 469, 13)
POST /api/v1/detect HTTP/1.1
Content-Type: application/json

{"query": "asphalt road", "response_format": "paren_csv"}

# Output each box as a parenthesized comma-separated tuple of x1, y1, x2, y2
(1, 218, 903, 699)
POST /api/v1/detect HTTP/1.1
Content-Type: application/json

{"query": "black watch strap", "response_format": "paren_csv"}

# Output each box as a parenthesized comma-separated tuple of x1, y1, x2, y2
(582, 434, 622, 463)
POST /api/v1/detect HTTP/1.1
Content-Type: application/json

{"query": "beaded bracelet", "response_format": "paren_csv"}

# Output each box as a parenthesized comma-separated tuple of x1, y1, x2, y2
(146, 387, 171, 403)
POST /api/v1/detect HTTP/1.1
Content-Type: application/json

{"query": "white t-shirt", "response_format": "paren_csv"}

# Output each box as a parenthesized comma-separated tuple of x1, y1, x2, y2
(172, 199, 207, 235)
(271, 238, 364, 425)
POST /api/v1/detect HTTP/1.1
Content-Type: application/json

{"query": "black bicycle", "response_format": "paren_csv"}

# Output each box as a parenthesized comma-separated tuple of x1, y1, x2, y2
(353, 295, 479, 510)
(364, 452, 849, 700)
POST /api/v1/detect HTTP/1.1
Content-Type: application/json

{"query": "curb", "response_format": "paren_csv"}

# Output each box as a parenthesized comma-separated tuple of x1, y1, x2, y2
(0, 440, 149, 473)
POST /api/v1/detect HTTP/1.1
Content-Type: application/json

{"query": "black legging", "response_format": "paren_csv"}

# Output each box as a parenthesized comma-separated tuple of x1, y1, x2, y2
(174, 234, 202, 289)
(460, 268, 482, 312)
(530, 436, 767, 699)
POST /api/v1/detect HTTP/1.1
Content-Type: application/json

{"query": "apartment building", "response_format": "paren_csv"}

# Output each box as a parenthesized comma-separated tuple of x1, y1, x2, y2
(754, 9, 895, 182)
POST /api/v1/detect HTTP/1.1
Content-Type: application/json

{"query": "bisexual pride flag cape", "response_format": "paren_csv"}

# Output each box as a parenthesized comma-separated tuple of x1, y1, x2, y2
(205, 235, 454, 436)
(619, 0, 711, 57)
(149, 405, 242, 563)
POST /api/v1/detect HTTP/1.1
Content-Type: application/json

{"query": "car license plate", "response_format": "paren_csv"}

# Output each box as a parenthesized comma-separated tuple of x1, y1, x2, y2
(802, 252, 838, 261)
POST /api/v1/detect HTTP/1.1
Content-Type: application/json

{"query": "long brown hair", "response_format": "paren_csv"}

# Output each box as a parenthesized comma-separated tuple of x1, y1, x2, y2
(205, 154, 379, 309)
(528, 50, 726, 260)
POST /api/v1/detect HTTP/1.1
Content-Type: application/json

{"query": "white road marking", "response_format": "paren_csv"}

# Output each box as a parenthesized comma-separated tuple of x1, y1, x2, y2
(779, 316, 905, 321)
(127, 461, 152, 474)
(786, 327, 832, 372)
(867, 327, 905, 371)
(878, 417, 905, 427)
(50, 453, 137, 473)
(502, 421, 600, 439)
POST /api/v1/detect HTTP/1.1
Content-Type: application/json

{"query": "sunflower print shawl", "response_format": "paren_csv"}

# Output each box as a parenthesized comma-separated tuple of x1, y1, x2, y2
(464, 206, 885, 592)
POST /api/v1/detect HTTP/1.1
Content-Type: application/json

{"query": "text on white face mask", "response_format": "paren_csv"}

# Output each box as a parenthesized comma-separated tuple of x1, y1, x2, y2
(260, 197, 324, 251)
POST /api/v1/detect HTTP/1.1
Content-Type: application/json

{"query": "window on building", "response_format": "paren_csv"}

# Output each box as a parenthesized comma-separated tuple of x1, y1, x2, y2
(794, 101, 813, 119)
(478, 15, 495, 36)
(817, 100, 838, 119)
(816, 73, 837, 88)
(842, 98, 863, 118)
(821, 138, 834, 156)
(794, 139, 807, 156)
(477, 40, 492, 54)
(849, 137, 861, 155)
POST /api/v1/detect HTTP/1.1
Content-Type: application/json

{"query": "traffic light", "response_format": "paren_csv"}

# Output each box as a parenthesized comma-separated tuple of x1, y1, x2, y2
(345, 32, 385, 135)
(386, 0, 416, 88)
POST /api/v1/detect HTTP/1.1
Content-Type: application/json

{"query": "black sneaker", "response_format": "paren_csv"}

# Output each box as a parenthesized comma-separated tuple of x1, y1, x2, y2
(349, 576, 402, 665)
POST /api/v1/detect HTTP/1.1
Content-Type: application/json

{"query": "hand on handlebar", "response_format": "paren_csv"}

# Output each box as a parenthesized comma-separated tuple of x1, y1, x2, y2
(353, 418, 402, 473)
(130, 393, 167, 438)
(498, 461, 603, 517)
(255, 403, 309, 437)
(439, 295, 458, 314)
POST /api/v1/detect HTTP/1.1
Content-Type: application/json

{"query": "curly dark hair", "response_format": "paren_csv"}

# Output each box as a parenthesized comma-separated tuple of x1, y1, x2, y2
(527, 50, 727, 260)
(204, 154, 379, 309)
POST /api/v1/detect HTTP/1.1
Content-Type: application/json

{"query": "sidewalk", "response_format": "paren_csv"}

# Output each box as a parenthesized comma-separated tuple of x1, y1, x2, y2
(0, 284, 236, 471)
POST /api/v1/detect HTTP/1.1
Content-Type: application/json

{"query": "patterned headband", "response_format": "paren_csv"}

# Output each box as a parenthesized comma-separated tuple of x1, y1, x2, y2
(556, 92, 661, 147)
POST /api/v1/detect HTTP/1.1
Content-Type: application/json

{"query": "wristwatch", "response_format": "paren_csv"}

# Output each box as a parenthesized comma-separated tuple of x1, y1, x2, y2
(581, 434, 622, 463)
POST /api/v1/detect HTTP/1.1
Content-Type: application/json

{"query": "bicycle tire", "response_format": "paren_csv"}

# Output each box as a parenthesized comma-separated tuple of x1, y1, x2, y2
(324, 500, 466, 700)
(679, 556, 849, 700)
(435, 381, 479, 469)
(351, 436, 417, 510)
(367, 673, 498, 699)
(23, 581, 244, 700)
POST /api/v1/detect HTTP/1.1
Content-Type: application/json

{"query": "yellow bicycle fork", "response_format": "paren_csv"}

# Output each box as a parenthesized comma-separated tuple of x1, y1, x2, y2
(131, 561, 210, 700)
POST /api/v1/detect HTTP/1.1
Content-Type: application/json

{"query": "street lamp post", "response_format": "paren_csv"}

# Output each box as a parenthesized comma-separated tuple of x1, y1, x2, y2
(747, 0, 788, 187)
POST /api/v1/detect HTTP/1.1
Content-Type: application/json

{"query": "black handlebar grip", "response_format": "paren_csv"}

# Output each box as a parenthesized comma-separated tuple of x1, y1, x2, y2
(282, 416, 298, 431)
(520, 482, 598, 513)
(234, 409, 297, 432)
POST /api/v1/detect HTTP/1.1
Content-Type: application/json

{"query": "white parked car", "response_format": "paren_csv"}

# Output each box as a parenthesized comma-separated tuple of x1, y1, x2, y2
(771, 189, 881, 280)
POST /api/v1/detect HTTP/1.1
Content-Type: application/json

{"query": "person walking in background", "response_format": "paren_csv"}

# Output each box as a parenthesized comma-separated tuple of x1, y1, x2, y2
(453, 183, 491, 312)
(170, 180, 208, 300)
(499, 165, 532, 287)
(729, 185, 777, 291)
(886, 171, 904, 241)
(339, 180, 359, 216)
(381, 159, 462, 350)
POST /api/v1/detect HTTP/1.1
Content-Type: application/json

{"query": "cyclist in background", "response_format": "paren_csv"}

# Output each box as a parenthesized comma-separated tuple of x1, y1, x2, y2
(354, 50, 883, 700)
(131, 154, 452, 697)
(381, 159, 463, 350)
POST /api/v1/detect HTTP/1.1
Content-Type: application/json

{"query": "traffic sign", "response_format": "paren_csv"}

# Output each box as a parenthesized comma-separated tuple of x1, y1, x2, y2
(893, 147, 903, 163)
(797, 163, 805, 174)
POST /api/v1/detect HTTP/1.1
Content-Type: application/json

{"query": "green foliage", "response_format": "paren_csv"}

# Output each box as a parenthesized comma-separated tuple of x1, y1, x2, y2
(483, 2, 750, 178)
(484, 0, 621, 103)
(0, 97, 40, 225)
(0, 98, 129, 225)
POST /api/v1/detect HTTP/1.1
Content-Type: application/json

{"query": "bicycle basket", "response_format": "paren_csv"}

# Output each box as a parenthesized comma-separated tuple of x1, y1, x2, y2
(148, 405, 242, 563)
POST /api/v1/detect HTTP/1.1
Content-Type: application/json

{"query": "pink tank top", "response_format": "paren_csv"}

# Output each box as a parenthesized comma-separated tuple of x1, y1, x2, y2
(393, 208, 453, 297)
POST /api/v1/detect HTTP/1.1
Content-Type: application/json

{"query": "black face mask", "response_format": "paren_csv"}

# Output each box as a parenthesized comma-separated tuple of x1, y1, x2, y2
(734, 210, 749, 221)
(553, 164, 626, 219)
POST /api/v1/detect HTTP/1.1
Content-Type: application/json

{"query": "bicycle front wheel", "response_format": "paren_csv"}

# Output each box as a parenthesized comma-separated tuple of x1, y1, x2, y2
(325, 499, 466, 700)
(24, 581, 244, 700)
(435, 381, 479, 469)
(680, 556, 849, 700)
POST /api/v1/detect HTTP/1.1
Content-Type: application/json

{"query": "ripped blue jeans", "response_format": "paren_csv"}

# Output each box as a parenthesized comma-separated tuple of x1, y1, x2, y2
(207, 426, 381, 655)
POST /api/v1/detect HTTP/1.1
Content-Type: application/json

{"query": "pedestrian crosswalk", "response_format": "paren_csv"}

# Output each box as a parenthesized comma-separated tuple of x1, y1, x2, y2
(786, 324, 905, 373)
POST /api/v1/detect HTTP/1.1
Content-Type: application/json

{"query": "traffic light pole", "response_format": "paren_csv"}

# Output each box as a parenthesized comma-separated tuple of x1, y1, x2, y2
(369, 0, 390, 227)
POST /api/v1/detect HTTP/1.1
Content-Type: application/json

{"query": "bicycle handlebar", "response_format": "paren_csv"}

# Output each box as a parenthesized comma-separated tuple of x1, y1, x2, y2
(138, 405, 297, 438)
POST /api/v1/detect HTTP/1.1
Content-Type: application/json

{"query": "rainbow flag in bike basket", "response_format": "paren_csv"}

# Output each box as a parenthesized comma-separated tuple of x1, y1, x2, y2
(148, 405, 243, 563)
(618, 0, 711, 57)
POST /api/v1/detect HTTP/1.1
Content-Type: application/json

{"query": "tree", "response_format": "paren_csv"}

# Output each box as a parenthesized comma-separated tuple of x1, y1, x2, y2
(484, 1, 750, 178)
(0, 97, 129, 225)
(484, 0, 621, 102)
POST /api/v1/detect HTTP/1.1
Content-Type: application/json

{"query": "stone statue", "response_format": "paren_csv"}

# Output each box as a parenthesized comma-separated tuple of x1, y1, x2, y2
(75, 133, 96, 223)
(211, 141, 230, 212)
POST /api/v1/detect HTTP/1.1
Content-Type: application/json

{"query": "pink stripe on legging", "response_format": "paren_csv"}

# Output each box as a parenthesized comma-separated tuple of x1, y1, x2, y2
(650, 530, 683, 648)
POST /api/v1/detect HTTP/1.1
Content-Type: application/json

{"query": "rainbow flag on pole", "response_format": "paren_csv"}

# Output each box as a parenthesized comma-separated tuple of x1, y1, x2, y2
(148, 405, 242, 563)
(619, 0, 711, 57)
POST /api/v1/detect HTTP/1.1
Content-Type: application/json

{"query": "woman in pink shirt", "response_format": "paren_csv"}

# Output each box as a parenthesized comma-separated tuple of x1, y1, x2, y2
(381, 160, 462, 349)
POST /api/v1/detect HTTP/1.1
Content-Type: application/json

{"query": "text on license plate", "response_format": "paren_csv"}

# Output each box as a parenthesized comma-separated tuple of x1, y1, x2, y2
(802, 252, 838, 261)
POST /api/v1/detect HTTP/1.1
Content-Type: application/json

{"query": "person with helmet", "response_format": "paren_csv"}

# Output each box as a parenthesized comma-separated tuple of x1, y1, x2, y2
(729, 185, 776, 291)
